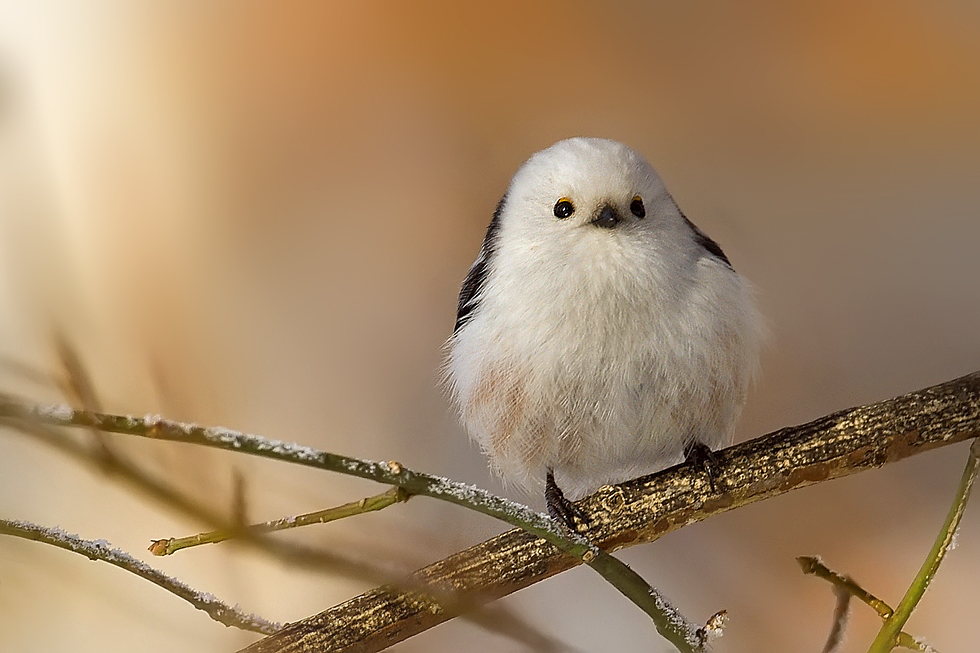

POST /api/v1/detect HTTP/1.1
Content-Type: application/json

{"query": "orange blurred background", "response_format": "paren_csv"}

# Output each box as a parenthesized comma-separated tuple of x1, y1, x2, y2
(0, 2, 978, 651)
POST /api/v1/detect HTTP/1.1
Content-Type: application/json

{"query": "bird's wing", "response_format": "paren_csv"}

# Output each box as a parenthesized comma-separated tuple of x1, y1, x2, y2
(454, 196, 506, 333)
(671, 198, 733, 269)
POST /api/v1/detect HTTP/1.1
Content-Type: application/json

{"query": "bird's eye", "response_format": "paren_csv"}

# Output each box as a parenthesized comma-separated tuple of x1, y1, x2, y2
(630, 196, 646, 218)
(554, 198, 575, 219)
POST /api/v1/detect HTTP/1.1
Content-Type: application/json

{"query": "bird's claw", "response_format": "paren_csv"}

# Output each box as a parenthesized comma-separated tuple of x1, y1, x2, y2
(545, 468, 589, 531)
(684, 440, 720, 492)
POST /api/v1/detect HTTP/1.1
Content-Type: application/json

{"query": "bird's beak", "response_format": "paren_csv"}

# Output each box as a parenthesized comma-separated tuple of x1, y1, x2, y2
(591, 203, 621, 229)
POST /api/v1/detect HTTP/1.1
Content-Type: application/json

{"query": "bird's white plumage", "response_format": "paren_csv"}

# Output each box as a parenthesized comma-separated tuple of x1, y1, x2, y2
(447, 138, 762, 500)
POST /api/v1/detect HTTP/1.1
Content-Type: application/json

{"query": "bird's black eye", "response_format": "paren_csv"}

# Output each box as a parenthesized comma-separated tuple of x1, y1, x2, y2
(630, 196, 646, 218)
(554, 198, 575, 219)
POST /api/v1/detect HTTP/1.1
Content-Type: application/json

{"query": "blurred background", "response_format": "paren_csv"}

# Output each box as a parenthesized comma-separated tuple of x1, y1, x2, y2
(0, 1, 978, 651)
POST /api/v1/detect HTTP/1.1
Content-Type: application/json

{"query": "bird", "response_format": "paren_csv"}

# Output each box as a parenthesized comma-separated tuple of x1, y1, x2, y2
(446, 137, 762, 529)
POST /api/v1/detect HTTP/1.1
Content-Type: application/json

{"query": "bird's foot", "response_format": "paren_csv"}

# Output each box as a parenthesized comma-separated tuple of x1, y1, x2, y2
(545, 468, 589, 532)
(684, 440, 720, 493)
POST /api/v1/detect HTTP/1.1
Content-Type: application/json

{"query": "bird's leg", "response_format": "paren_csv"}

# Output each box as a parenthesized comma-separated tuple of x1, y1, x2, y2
(684, 440, 720, 492)
(545, 468, 589, 531)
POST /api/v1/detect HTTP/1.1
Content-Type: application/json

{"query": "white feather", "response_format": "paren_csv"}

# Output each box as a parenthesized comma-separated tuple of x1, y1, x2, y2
(447, 138, 763, 500)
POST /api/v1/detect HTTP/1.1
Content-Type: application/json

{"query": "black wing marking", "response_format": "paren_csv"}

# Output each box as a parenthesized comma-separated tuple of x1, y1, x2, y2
(670, 195, 733, 269)
(454, 196, 506, 333)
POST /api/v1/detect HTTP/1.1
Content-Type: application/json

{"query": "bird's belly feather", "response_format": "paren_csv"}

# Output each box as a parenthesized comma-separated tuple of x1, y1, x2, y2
(454, 287, 747, 500)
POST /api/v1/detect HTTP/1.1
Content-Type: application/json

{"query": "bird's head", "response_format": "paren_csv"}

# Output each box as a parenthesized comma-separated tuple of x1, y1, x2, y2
(504, 138, 677, 235)
(495, 137, 696, 277)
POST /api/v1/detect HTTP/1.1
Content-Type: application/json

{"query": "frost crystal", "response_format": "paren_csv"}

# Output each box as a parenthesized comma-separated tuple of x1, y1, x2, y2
(37, 403, 75, 421)
(207, 426, 245, 448)
(912, 636, 938, 653)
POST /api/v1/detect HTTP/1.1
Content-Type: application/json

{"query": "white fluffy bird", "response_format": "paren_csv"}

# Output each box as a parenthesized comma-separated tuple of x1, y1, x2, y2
(447, 138, 762, 527)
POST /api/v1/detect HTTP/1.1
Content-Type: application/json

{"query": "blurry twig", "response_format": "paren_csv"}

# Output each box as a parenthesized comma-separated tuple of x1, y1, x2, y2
(53, 331, 115, 459)
(0, 518, 280, 634)
(150, 486, 410, 556)
(465, 604, 589, 653)
(867, 437, 980, 653)
(232, 467, 249, 528)
(54, 331, 103, 413)
(798, 557, 930, 652)
(824, 585, 851, 653)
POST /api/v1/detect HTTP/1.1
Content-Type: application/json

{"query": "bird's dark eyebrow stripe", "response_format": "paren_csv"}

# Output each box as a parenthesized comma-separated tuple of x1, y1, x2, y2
(454, 195, 506, 333)
(671, 196, 733, 269)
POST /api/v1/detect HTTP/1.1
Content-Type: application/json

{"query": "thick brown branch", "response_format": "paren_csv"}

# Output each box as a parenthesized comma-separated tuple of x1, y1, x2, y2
(241, 371, 980, 653)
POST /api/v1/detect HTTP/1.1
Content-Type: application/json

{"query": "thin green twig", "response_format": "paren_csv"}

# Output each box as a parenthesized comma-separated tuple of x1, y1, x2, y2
(0, 518, 280, 634)
(150, 487, 411, 556)
(799, 556, 894, 619)
(0, 397, 706, 653)
(798, 556, 932, 651)
(867, 438, 980, 653)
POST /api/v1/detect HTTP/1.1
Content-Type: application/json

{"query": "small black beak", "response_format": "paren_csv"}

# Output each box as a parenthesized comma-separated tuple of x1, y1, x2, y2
(591, 203, 621, 229)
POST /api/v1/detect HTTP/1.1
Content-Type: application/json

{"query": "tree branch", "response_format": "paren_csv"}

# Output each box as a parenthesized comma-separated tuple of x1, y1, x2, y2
(237, 371, 980, 653)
